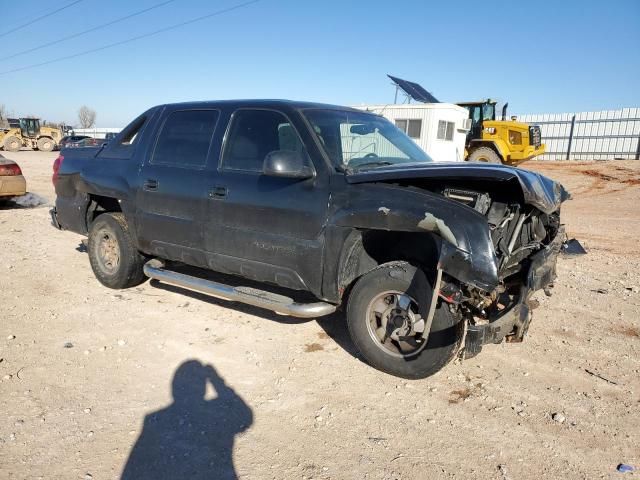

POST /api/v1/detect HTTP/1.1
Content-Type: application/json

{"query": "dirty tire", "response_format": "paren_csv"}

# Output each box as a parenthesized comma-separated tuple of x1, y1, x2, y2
(3, 136, 21, 152)
(346, 262, 462, 379)
(88, 213, 146, 289)
(37, 137, 54, 152)
(468, 146, 502, 164)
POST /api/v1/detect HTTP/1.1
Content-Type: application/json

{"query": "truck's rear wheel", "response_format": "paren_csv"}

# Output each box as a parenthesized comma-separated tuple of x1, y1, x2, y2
(37, 137, 55, 152)
(346, 262, 463, 379)
(468, 146, 502, 164)
(88, 213, 146, 289)
(3, 136, 21, 152)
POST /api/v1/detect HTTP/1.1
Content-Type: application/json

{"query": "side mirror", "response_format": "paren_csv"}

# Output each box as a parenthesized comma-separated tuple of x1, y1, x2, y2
(262, 150, 314, 179)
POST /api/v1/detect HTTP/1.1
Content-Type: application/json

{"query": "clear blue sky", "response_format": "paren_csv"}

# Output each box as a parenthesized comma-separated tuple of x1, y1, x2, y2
(1, 0, 638, 126)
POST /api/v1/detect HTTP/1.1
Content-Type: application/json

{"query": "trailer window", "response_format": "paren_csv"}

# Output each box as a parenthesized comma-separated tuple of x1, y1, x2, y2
(395, 119, 407, 132)
(394, 119, 421, 139)
(437, 120, 455, 141)
(407, 120, 421, 139)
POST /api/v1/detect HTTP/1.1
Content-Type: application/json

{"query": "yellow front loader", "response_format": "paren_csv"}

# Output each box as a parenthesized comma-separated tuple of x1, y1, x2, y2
(458, 100, 545, 165)
(0, 117, 61, 152)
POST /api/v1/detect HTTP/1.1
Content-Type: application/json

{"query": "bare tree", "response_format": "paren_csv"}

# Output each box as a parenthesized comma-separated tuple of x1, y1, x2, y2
(78, 105, 96, 128)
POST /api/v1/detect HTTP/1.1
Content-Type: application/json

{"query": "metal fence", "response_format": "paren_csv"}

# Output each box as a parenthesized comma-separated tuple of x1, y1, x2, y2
(72, 127, 121, 139)
(516, 108, 640, 160)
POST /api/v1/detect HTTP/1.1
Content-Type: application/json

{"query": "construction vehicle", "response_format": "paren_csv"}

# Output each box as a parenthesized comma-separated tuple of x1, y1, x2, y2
(387, 75, 545, 165)
(1, 118, 62, 152)
(458, 100, 544, 164)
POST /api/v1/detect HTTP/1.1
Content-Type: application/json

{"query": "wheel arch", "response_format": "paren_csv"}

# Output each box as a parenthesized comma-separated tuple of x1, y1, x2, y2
(86, 194, 123, 230)
(335, 229, 443, 303)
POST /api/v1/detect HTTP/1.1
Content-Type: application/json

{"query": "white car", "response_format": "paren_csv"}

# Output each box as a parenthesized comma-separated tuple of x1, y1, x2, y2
(0, 154, 27, 198)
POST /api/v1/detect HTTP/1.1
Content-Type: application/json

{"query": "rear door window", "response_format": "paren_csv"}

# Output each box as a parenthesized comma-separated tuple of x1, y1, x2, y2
(152, 110, 219, 167)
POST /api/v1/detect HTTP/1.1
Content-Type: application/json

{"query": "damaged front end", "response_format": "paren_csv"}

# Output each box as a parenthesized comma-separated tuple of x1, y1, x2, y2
(346, 163, 570, 358)
(435, 191, 566, 358)
(452, 224, 565, 358)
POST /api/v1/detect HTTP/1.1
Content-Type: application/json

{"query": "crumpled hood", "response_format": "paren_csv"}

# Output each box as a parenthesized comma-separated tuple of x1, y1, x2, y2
(346, 162, 570, 214)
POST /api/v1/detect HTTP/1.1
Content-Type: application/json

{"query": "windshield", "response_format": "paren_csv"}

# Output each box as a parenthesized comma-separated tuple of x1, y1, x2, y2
(482, 103, 495, 121)
(303, 109, 432, 170)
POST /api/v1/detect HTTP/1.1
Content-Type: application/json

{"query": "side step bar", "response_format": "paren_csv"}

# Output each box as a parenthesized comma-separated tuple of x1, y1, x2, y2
(143, 259, 337, 319)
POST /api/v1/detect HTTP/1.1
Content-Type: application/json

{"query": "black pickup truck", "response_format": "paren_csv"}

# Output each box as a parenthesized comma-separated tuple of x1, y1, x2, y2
(51, 100, 569, 379)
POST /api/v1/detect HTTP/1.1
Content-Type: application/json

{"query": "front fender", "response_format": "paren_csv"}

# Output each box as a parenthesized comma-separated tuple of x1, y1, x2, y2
(331, 184, 499, 291)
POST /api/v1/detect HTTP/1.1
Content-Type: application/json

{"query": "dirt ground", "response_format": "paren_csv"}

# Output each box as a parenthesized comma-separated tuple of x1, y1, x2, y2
(1, 151, 639, 480)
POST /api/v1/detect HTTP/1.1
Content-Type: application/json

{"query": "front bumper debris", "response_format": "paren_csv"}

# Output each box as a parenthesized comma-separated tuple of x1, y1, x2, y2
(463, 225, 565, 358)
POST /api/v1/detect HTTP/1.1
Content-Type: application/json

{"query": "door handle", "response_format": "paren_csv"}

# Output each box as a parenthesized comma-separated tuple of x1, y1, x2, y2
(209, 186, 227, 199)
(143, 179, 158, 191)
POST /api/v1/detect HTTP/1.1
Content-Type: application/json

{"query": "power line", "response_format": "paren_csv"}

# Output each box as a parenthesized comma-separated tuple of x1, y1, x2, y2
(0, 0, 178, 62)
(0, 0, 85, 39)
(0, 0, 262, 76)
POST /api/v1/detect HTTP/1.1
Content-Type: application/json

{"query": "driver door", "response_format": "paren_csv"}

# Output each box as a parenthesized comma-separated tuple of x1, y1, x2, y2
(203, 108, 329, 293)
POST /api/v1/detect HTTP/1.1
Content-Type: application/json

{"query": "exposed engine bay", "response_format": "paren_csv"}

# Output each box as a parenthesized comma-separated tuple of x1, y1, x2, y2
(438, 186, 563, 352)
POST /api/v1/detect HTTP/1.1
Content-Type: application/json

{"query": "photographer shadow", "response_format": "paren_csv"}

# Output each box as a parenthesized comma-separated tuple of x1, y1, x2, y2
(121, 360, 253, 480)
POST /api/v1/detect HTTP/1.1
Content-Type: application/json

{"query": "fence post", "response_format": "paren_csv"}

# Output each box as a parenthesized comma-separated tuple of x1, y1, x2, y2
(636, 134, 640, 160)
(566, 115, 576, 160)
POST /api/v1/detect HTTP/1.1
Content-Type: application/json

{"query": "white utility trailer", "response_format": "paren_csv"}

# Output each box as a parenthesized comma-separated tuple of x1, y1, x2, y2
(354, 103, 470, 162)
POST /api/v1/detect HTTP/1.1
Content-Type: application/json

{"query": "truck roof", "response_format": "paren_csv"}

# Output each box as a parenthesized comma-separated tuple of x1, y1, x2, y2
(156, 99, 363, 112)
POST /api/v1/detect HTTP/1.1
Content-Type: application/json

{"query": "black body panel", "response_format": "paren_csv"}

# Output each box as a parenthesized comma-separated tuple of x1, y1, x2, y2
(346, 162, 570, 215)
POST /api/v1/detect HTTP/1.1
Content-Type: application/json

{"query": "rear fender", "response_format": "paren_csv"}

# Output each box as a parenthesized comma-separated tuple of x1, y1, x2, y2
(55, 191, 91, 234)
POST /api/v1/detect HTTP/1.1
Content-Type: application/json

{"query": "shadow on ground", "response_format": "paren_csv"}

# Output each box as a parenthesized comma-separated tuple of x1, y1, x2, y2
(74, 254, 361, 360)
(121, 359, 253, 480)
(150, 272, 360, 360)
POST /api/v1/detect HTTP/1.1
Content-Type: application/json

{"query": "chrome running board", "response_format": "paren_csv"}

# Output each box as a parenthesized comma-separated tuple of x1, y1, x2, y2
(143, 259, 337, 319)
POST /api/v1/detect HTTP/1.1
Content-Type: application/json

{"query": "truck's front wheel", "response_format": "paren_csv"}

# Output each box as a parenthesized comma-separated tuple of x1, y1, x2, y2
(346, 262, 462, 379)
(88, 213, 146, 289)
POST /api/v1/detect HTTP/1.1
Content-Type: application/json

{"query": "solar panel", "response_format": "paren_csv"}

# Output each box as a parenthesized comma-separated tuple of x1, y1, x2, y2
(387, 75, 439, 104)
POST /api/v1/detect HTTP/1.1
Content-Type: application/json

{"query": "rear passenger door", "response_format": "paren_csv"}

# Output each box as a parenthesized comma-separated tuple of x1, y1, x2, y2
(136, 108, 219, 264)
